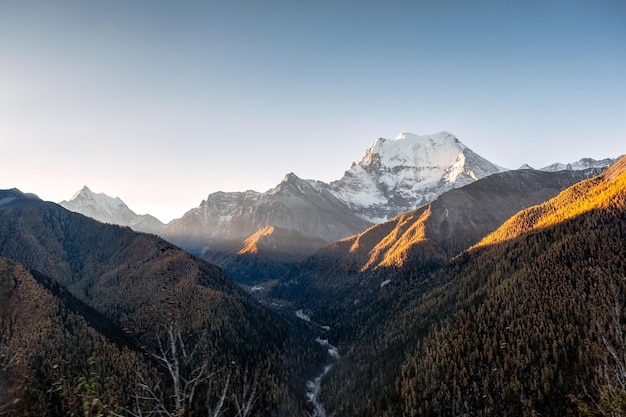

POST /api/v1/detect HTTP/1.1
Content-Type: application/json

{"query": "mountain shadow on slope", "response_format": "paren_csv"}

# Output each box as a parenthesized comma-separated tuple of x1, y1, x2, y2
(27, 267, 144, 352)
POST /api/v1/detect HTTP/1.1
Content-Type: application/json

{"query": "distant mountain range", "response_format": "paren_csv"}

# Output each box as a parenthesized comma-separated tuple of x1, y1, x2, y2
(529, 157, 617, 172)
(161, 172, 370, 253)
(59, 131, 616, 284)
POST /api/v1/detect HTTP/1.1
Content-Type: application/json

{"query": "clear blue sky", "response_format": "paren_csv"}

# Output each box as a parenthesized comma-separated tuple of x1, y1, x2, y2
(1, 0, 625, 222)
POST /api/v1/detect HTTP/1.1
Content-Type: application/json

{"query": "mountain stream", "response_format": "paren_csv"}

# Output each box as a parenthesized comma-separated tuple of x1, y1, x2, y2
(305, 334, 340, 416)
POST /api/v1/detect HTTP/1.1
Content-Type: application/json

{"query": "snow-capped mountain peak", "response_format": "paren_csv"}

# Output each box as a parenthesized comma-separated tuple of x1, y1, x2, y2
(60, 186, 164, 234)
(267, 172, 329, 198)
(67, 185, 125, 213)
(329, 131, 507, 222)
(362, 131, 464, 172)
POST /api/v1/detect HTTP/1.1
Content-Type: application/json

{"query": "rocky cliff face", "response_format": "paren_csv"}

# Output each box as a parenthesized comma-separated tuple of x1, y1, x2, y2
(161, 173, 372, 255)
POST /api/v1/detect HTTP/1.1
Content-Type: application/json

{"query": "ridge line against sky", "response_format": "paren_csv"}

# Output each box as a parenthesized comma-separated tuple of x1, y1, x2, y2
(1, 0, 625, 222)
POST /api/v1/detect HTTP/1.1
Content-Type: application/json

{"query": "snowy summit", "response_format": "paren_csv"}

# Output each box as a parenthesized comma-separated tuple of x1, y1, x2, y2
(60, 186, 164, 234)
(329, 131, 507, 222)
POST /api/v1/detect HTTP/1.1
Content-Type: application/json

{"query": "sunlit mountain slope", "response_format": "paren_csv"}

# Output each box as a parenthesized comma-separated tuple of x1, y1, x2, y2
(477, 154, 626, 248)
(317, 155, 626, 416)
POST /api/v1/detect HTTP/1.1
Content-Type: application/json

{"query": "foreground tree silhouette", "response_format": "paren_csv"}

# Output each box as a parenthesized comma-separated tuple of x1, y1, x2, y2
(89, 318, 257, 417)
(129, 295, 259, 417)
(128, 320, 230, 417)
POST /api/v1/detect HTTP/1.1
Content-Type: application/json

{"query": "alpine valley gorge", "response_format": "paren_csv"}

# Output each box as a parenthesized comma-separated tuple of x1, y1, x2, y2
(2, 131, 625, 417)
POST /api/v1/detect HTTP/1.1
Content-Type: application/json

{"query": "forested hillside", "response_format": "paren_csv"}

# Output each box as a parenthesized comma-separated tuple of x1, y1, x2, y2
(0, 257, 158, 415)
(0, 190, 326, 416)
(316, 156, 626, 416)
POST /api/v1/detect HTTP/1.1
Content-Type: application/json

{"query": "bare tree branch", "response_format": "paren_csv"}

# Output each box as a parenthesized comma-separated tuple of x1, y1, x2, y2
(208, 371, 230, 417)
(233, 370, 258, 417)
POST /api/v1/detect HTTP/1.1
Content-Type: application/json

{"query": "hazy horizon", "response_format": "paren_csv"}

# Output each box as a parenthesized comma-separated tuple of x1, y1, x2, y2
(2, 0, 624, 222)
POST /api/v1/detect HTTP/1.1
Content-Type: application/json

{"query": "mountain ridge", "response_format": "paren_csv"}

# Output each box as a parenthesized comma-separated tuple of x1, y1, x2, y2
(58, 132, 617, 284)
(0, 256, 157, 415)
(477, 154, 626, 248)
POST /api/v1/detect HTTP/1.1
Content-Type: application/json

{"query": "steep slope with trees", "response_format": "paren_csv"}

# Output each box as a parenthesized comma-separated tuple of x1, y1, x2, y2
(317, 155, 626, 416)
(0, 190, 326, 416)
(0, 257, 156, 416)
